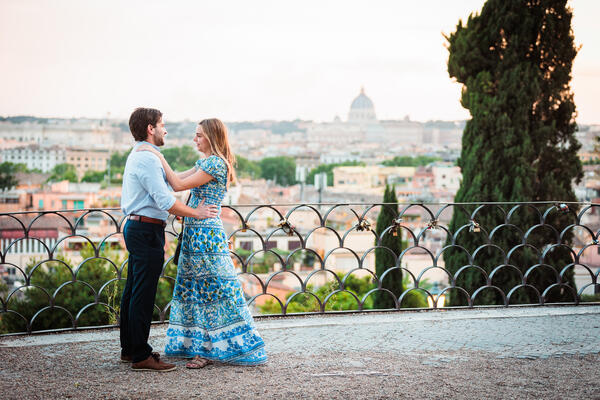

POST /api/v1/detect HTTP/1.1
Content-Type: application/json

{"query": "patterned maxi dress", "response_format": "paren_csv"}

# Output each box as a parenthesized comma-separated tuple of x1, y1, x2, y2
(165, 155, 267, 365)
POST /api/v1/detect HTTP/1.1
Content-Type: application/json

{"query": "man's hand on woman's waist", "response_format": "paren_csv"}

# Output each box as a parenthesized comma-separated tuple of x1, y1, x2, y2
(168, 198, 218, 220)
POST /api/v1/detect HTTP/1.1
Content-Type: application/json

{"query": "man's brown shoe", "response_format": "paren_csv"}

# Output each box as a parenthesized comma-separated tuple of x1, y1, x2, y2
(121, 352, 159, 363)
(131, 353, 176, 372)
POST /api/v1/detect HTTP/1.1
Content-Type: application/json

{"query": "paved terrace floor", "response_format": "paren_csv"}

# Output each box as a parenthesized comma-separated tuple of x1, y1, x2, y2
(1, 306, 599, 399)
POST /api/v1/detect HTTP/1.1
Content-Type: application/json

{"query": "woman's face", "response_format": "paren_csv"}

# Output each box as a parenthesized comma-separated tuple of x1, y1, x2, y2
(194, 125, 211, 154)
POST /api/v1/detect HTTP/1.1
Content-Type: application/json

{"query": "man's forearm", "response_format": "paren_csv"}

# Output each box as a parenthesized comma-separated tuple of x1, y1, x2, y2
(168, 199, 198, 218)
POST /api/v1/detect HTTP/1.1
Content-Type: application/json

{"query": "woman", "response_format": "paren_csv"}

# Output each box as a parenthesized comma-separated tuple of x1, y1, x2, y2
(138, 118, 267, 368)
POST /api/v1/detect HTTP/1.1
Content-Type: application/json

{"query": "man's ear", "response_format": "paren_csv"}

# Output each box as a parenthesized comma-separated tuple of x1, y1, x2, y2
(145, 124, 154, 141)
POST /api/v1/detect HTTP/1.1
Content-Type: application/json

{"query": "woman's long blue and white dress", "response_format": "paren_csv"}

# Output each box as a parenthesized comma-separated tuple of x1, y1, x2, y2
(165, 155, 267, 365)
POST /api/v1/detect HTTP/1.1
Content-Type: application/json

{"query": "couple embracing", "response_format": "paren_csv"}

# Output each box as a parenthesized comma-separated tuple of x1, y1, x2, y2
(119, 108, 267, 372)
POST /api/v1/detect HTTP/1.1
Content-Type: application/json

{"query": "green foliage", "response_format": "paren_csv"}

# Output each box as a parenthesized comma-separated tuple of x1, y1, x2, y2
(162, 145, 200, 171)
(0, 162, 20, 190)
(307, 161, 366, 186)
(109, 151, 128, 171)
(47, 163, 78, 183)
(259, 273, 375, 314)
(443, 0, 582, 305)
(0, 279, 8, 299)
(401, 273, 430, 308)
(2, 116, 49, 124)
(0, 162, 46, 190)
(0, 242, 180, 334)
(381, 156, 441, 167)
(81, 170, 105, 183)
(236, 247, 301, 274)
(108, 150, 128, 183)
(0, 245, 126, 334)
(258, 269, 427, 315)
(13, 163, 29, 173)
(580, 293, 600, 303)
(400, 290, 429, 308)
(236, 156, 262, 179)
(259, 156, 296, 186)
(373, 185, 404, 309)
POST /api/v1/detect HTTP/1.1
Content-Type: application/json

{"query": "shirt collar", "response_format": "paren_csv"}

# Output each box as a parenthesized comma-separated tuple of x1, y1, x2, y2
(134, 141, 161, 151)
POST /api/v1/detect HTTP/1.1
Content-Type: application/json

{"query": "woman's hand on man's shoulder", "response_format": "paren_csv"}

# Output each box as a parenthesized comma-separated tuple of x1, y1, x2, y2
(136, 144, 162, 158)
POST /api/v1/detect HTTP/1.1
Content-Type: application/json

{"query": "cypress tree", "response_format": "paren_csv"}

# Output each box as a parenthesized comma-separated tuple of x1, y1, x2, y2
(443, 0, 583, 305)
(373, 185, 404, 309)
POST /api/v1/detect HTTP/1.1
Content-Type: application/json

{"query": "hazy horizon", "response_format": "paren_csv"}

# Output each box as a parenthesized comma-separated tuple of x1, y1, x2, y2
(1, 0, 598, 124)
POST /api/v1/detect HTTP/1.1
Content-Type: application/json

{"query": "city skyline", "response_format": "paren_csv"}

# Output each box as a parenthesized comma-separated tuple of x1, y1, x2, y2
(1, 0, 599, 124)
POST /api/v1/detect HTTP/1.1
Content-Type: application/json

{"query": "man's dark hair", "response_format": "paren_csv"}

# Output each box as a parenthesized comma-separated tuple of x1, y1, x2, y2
(128, 108, 162, 141)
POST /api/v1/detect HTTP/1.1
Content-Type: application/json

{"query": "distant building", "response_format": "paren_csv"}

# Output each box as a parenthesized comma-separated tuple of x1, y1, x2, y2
(0, 215, 62, 286)
(413, 166, 435, 189)
(431, 163, 462, 192)
(0, 145, 110, 178)
(333, 165, 416, 190)
(65, 148, 110, 178)
(0, 144, 66, 172)
(348, 87, 377, 123)
(306, 120, 364, 144)
(0, 120, 115, 149)
(319, 151, 361, 165)
(31, 181, 121, 211)
(0, 171, 49, 212)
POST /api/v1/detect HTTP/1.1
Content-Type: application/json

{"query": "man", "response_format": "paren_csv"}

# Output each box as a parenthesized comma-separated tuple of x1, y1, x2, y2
(120, 107, 218, 372)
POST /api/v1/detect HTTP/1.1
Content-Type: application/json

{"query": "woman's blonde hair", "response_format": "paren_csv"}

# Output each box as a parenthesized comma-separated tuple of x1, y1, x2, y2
(199, 118, 237, 187)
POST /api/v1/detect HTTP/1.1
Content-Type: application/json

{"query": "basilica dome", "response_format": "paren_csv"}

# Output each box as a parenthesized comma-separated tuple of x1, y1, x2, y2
(348, 87, 376, 122)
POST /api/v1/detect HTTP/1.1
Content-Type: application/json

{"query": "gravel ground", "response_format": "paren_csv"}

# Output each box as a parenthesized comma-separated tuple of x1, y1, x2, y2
(1, 306, 599, 399)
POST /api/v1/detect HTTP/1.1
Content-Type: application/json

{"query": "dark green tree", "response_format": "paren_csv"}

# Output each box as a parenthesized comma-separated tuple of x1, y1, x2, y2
(162, 145, 199, 171)
(0, 241, 181, 334)
(443, 0, 582, 305)
(47, 163, 78, 183)
(591, 136, 600, 169)
(0, 246, 121, 333)
(259, 156, 296, 186)
(236, 155, 262, 179)
(0, 162, 20, 191)
(382, 156, 441, 167)
(373, 185, 405, 309)
(108, 150, 129, 183)
(81, 170, 105, 183)
(109, 151, 128, 171)
(0, 279, 8, 299)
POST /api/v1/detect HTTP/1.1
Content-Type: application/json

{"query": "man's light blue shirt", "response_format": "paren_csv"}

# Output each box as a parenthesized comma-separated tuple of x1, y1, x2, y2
(121, 141, 176, 221)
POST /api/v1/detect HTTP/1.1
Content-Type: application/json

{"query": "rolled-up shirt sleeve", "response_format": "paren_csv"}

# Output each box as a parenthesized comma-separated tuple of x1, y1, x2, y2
(137, 154, 176, 211)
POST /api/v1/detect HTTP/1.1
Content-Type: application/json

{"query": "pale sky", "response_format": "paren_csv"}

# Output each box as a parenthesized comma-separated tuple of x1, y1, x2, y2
(1, 0, 598, 123)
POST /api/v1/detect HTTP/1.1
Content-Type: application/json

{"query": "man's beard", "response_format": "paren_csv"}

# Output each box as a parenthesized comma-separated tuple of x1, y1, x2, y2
(156, 135, 165, 146)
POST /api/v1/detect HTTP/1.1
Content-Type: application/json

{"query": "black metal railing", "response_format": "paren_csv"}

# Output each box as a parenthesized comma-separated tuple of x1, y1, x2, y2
(1, 201, 599, 335)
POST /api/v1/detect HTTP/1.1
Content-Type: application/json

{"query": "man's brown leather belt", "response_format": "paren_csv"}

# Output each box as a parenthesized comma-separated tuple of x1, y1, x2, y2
(128, 214, 167, 227)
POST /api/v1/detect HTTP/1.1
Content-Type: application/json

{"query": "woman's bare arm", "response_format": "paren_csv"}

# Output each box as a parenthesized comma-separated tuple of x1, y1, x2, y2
(177, 167, 197, 179)
(166, 165, 214, 191)
(137, 145, 214, 191)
